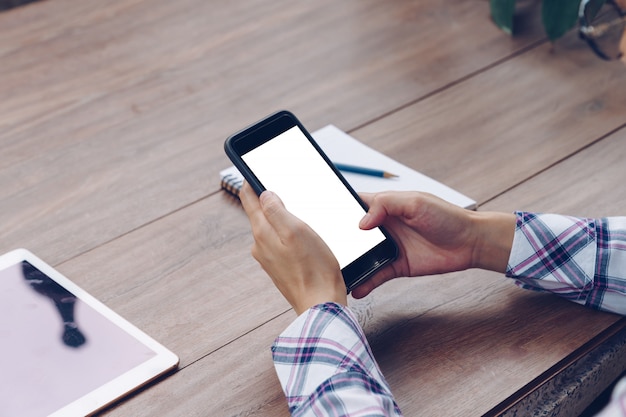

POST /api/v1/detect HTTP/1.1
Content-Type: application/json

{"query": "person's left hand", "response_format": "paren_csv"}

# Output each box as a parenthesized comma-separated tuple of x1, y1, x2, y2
(240, 182, 347, 315)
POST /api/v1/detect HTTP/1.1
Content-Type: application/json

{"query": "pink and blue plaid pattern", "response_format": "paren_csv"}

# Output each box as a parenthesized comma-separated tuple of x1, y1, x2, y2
(506, 212, 626, 315)
(272, 303, 402, 416)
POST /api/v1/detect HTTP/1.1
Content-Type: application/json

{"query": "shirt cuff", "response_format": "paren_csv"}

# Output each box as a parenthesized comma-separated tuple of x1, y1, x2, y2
(271, 302, 398, 415)
(505, 212, 626, 314)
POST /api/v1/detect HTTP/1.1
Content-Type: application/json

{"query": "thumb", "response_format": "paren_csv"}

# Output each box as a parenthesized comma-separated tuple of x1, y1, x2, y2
(359, 200, 387, 230)
(259, 190, 285, 219)
(259, 191, 301, 235)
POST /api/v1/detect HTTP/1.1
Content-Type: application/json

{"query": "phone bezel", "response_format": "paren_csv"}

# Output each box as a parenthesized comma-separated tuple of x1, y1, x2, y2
(224, 110, 398, 291)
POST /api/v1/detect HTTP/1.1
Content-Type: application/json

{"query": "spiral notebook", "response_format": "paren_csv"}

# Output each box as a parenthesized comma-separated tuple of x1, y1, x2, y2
(220, 125, 476, 210)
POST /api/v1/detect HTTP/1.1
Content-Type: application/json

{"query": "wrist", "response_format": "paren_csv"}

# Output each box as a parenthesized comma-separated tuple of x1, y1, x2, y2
(471, 211, 516, 273)
(292, 281, 348, 316)
(294, 296, 347, 316)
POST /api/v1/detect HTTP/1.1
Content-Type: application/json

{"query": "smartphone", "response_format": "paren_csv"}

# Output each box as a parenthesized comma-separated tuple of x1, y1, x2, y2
(224, 110, 398, 292)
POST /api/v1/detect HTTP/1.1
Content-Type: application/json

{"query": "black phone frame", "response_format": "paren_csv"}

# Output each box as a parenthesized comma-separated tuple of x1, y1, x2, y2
(224, 110, 398, 291)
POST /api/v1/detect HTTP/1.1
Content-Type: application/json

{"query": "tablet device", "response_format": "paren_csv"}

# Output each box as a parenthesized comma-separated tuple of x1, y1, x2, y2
(0, 249, 179, 417)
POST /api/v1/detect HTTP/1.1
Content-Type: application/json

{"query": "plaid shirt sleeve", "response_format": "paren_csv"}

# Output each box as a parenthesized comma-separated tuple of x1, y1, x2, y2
(272, 302, 402, 417)
(506, 212, 626, 315)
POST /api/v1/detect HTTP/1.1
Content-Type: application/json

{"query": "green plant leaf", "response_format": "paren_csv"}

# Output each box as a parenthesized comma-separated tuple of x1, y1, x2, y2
(542, 0, 581, 41)
(490, 0, 516, 35)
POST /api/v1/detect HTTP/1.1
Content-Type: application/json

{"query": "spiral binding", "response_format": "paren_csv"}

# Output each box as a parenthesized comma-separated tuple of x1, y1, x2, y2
(220, 173, 243, 198)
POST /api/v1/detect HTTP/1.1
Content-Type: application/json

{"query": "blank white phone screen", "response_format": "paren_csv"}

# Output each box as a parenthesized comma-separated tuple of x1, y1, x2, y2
(242, 126, 385, 268)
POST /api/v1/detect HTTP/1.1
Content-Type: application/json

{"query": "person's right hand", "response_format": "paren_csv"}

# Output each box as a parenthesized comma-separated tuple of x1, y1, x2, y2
(352, 191, 515, 299)
(240, 182, 347, 315)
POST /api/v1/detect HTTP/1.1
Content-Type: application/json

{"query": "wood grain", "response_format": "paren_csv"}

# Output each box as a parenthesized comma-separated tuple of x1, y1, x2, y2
(350, 29, 626, 206)
(0, 0, 544, 265)
(1, 0, 624, 415)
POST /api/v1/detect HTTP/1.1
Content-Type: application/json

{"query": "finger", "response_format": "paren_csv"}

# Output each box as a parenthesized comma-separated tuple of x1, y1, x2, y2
(359, 194, 391, 230)
(351, 267, 396, 299)
(240, 182, 271, 237)
(351, 281, 374, 299)
(240, 181, 260, 216)
(358, 192, 375, 205)
(360, 191, 431, 230)
(258, 191, 307, 238)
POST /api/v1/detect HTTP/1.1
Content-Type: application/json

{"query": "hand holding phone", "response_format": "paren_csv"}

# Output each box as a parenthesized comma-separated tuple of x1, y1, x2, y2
(240, 183, 348, 314)
(224, 110, 398, 292)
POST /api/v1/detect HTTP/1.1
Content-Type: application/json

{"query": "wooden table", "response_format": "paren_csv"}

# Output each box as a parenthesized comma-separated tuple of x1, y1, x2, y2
(1, 0, 625, 415)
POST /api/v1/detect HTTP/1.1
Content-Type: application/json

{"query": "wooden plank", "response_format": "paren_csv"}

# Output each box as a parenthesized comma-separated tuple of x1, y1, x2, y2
(102, 312, 294, 416)
(350, 31, 626, 206)
(0, 0, 543, 136)
(482, 131, 626, 218)
(0, 0, 545, 265)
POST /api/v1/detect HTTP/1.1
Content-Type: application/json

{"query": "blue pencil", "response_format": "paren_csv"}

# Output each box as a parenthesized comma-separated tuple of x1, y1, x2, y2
(334, 163, 398, 178)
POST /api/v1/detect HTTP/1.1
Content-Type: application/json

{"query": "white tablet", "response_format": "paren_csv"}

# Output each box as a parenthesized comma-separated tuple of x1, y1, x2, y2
(0, 249, 179, 417)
